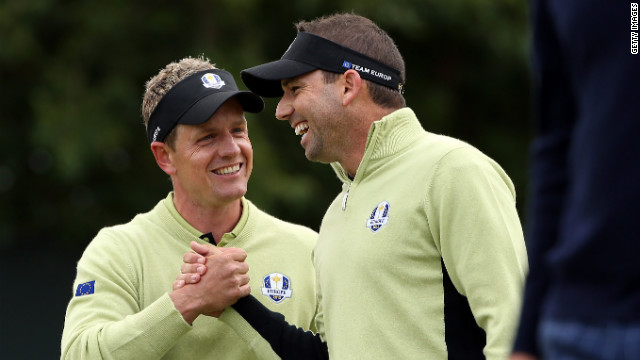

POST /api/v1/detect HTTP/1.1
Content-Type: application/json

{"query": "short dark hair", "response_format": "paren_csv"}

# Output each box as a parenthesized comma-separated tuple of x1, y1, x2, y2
(295, 13, 406, 109)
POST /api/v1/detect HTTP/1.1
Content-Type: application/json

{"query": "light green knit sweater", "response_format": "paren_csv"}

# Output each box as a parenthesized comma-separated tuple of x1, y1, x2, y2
(313, 108, 527, 359)
(61, 194, 317, 359)
(221, 108, 527, 360)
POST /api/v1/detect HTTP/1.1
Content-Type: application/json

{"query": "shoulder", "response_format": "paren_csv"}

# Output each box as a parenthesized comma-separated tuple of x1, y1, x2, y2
(399, 133, 495, 182)
(416, 132, 476, 155)
(96, 208, 156, 242)
(246, 200, 318, 243)
(81, 206, 160, 259)
(80, 220, 141, 262)
(415, 134, 503, 175)
(427, 141, 516, 200)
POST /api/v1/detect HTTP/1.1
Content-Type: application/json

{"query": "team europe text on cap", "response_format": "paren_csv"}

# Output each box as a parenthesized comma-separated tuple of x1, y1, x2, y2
(241, 32, 404, 97)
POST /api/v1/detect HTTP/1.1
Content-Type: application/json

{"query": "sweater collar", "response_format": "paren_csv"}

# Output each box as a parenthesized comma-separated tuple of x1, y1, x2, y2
(331, 107, 424, 182)
(161, 192, 250, 244)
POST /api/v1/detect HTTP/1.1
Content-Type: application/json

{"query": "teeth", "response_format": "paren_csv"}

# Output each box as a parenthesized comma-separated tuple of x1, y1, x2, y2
(214, 164, 240, 175)
(294, 122, 309, 136)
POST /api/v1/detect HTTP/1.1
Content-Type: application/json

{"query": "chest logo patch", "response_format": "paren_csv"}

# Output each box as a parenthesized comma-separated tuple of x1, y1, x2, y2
(261, 273, 292, 303)
(367, 201, 390, 232)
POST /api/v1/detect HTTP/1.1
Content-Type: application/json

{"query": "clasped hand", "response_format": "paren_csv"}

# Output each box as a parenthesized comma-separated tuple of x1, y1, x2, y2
(170, 241, 251, 324)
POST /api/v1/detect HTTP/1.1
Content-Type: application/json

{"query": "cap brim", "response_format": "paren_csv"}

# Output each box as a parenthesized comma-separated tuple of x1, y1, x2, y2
(178, 91, 264, 125)
(241, 59, 317, 97)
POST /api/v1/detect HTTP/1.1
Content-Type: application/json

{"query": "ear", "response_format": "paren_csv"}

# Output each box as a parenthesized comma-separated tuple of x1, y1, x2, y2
(150, 141, 177, 175)
(342, 69, 363, 106)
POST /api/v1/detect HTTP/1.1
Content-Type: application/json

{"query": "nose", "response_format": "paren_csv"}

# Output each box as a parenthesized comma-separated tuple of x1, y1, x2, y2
(275, 97, 293, 121)
(218, 132, 241, 158)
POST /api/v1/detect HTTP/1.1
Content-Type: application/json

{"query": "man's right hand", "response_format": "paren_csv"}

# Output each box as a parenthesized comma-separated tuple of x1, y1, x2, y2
(170, 241, 250, 324)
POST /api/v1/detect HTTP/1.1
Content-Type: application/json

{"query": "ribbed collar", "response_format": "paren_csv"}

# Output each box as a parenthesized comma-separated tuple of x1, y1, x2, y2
(160, 192, 250, 245)
(331, 107, 425, 183)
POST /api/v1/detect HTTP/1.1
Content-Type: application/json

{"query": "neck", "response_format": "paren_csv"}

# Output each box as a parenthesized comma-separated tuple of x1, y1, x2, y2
(172, 192, 243, 244)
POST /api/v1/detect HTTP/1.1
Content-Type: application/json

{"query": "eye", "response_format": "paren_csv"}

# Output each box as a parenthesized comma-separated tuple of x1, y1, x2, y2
(291, 86, 301, 94)
(231, 120, 248, 133)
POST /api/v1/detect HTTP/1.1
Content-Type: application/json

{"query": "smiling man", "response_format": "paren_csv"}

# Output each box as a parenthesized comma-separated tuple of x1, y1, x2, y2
(61, 56, 319, 359)
(177, 14, 528, 360)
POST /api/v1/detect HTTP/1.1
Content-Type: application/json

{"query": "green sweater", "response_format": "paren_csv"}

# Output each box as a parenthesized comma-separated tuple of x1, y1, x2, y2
(220, 108, 527, 359)
(61, 193, 318, 360)
(314, 108, 527, 359)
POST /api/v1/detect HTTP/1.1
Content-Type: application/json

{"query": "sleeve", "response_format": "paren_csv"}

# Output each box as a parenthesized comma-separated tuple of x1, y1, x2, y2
(61, 231, 192, 360)
(511, 0, 572, 356)
(426, 146, 528, 360)
(219, 295, 329, 360)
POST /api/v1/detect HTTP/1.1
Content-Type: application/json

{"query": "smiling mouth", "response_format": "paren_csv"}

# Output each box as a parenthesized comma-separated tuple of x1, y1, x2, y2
(213, 164, 241, 175)
(294, 122, 309, 136)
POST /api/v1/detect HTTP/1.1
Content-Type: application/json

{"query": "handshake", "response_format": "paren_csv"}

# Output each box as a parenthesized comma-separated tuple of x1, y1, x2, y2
(169, 241, 251, 325)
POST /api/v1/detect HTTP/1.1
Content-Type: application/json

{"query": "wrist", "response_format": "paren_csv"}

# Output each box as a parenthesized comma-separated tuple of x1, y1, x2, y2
(169, 289, 200, 325)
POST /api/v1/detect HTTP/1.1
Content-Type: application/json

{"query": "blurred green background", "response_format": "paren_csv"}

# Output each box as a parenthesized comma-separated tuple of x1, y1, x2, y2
(0, 0, 531, 358)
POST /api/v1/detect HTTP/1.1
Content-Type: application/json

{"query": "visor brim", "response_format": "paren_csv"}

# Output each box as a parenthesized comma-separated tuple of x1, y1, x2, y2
(179, 91, 265, 126)
(241, 59, 317, 97)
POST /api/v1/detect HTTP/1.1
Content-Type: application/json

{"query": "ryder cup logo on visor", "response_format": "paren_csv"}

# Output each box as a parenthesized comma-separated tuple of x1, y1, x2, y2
(261, 273, 292, 304)
(201, 73, 225, 89)
(366, 201, 390, 232)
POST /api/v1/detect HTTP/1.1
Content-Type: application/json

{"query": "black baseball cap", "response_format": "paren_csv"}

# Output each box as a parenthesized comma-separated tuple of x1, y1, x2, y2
(147, 69, 264, 143)
(241, 32, 404, 97)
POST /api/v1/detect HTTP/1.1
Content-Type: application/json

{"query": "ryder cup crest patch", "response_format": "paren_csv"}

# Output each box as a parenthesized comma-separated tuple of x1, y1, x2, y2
(201, 73, 225, 89)
(366, 201, 390, 232)
(261, 273, 292, 303)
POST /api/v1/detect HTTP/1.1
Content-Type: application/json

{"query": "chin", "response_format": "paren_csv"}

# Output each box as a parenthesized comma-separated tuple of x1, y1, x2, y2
(305, 150, 329, 164)
(222, 186, 248, 201)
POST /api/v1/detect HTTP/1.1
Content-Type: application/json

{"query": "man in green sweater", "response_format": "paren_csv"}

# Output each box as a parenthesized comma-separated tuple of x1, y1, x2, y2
(177, 13, 528, 360)
(60, 56, 319, 359)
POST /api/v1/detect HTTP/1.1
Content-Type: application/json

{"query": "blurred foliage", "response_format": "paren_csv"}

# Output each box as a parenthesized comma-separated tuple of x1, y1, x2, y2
(0, 0, 531, 250)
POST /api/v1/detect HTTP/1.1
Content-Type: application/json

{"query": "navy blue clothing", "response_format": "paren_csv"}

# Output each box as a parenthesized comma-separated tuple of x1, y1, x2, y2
(513, 0, 640, 356)
(539, 320, 640, 359)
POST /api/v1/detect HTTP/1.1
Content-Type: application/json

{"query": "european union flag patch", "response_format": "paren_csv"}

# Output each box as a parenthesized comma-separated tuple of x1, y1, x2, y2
(75, 280, 95, 296)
